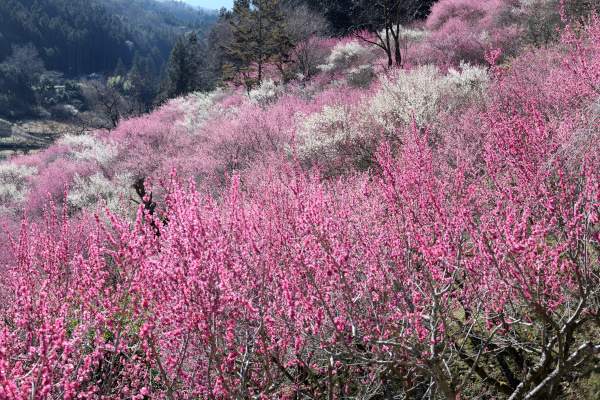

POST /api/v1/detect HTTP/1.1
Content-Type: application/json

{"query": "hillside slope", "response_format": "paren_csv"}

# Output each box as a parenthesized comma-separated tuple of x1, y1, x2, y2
(1, 1, 600, 399)
(0, 0, 216, 76)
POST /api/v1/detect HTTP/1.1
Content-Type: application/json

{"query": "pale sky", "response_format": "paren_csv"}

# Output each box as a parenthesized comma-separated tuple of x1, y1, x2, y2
(184, 0, 233, 10)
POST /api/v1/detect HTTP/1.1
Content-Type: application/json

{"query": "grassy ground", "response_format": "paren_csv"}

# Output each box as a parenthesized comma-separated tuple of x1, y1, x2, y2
(0, 118, 74, 159)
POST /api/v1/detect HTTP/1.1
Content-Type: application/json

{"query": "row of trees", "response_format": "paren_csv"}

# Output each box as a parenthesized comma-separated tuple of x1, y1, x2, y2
(108, 0, 600, 107)
(221, 0, 293, 92)
(160, 0, 308, 97)
(302, 0, 435, 67)
(0, 0, 154, 76)
(204, 0, 600, 96)
(211, 0, 436, 92)
(156, 0, 437, 99)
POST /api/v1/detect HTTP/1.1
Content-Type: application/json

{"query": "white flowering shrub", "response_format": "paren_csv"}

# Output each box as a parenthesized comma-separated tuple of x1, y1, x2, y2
(0, 163, 37, 204)
(172, 90, 249, 135)
(345, 65, 376, 88)
(396, 25, 431, 43)
(296, 63, 488, 167)
(67, 171, 133, 212)
(368, 65, 450, 131)
(56, 134, 97, 149)
(249, 80, 284, 106)
(170, 92, 218, 135)
(296, 103, 359, 155)
(367, 63, 488, 132)
(319, 41, 379, 87)
(50, 104, 79, 119)
(58, 134, 119, 165)
(447, 62, 489, 97)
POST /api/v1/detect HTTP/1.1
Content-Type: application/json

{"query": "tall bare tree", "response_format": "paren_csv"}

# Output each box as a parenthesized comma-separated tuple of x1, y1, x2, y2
(5, 43, 45, 85)
(349, 0, 433, 68)
(299, 0, 434, 68)
(279, 0, 330, 81)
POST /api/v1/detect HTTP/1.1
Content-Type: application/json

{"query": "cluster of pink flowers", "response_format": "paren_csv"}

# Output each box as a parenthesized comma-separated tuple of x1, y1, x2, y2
(0, 1, 599, 398)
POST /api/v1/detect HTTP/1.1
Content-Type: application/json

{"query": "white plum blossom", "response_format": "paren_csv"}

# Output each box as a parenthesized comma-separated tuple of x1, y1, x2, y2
(368, 63, 488, 132)
(0, 163, 37, 204)
(67, 171, 133, 212)
(58, 134, 119, 165)
(297, 63, 488, 156)
(249, 80, 283, 106)
(171, 92, 217, 135)
(318, 40, 380, 86)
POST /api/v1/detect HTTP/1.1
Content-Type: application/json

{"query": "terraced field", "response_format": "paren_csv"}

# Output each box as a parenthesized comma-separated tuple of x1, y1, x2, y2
(0, 118, 71, 159)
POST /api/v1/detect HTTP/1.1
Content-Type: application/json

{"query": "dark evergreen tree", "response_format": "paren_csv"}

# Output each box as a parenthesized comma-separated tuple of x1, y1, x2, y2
(0, 64, 36, 119)
(156, 31, 211, 103)
(128, 53, 159, 113)
(188, 29, 199, 47)
(221, 0, 293, 93)
(205, 12, 234, 88)
(167, 34, 198, 96)
(114, 57, 127, 77)
(187, 30, 210, 91)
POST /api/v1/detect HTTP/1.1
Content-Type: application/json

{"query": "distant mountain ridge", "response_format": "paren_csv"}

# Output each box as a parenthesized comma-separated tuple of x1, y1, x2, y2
(179, 0, 230, 11)
(95, 0, 218, 26)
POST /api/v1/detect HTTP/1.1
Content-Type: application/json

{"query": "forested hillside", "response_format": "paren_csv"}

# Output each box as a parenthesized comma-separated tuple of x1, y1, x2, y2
(1, 0, 600, 399)
(0, 0, 216, 75)
(0, 0, 217, 121)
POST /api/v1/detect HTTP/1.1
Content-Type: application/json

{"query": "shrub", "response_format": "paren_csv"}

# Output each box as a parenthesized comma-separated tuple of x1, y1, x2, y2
(67, 171, 132, 212)
(50, 104, 78, 119)
(419, 0, 522, 65)
(318, 40, 381, 87)
(248, 79, 283, 106)
(0, 163, 36, 205)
